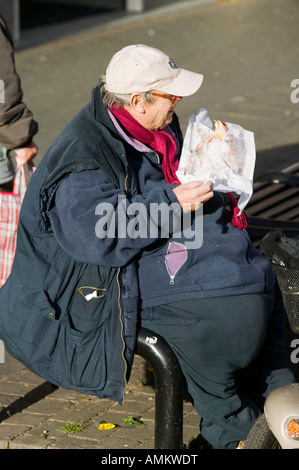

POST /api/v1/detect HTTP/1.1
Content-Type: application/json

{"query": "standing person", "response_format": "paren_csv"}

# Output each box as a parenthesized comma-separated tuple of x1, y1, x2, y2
(0, 14, 38, 192)
(0, 44, 294, 449)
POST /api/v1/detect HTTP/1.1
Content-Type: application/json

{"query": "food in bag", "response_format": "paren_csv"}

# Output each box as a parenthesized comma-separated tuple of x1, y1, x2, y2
(214, 120, 227, 140)
(176, 108, 256, 213)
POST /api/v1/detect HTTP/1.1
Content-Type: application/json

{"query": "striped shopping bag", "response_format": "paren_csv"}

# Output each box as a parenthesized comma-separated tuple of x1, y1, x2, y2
(0, 163, 35, 287)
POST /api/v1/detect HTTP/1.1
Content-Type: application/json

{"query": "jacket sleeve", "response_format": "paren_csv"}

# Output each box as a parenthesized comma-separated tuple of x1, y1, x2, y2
(0, 15, 38, 149)
(47, 169, 182, 267)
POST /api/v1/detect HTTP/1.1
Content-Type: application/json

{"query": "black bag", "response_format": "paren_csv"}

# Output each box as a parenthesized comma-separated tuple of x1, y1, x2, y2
(260, 230, 299, 333)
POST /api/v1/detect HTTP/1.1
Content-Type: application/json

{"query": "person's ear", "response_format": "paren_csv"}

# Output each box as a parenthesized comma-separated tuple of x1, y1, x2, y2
(129, 92, 146, 114)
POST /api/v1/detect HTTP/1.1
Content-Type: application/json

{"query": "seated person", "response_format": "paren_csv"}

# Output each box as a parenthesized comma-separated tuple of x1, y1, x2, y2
(0, 44, 294, 449)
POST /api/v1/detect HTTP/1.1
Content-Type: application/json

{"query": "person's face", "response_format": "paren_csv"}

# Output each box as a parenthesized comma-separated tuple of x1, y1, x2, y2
(144, 91, 182, 131)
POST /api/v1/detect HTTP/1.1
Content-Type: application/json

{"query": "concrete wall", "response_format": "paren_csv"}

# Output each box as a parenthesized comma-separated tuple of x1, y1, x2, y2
(0, 0, 20, 42)
(0, 0, 176, 44)
(22, 0, 124, 9)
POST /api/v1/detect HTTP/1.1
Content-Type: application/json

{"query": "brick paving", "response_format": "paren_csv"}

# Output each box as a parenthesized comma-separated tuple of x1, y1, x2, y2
(0, 352, 200, 449)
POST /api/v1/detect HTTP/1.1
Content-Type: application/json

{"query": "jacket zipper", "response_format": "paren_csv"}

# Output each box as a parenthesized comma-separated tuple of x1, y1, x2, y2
(124, 174, 129, 191)
(118, 172, 129, 403)
(116, 267, 128, 404)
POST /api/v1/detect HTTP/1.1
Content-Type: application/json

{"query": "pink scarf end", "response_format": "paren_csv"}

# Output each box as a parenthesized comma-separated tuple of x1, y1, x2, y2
(226, 192, 248, 230)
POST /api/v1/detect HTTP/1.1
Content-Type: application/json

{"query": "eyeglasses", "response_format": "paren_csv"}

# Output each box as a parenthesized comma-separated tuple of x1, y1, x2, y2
(150, 91, 181, 105)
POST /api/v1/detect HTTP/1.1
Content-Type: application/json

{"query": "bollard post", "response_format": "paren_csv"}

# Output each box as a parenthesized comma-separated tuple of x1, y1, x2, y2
(136, 327, 184, 449)
(0, 340, 5, 363)
(125, 0, 145, 13)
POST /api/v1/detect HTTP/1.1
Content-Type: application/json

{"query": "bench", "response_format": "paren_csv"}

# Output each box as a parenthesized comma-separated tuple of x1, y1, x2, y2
(246, 162, 299, 245)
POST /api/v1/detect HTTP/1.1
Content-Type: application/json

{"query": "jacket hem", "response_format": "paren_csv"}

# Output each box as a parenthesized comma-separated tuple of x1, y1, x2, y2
(140, 280, 277, 309)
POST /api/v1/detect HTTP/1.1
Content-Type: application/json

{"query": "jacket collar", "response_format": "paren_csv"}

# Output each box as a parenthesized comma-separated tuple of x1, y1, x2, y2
(93, 84, 119, 137)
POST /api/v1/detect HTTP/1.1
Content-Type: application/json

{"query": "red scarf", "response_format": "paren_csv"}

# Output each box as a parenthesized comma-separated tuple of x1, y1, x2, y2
(111, 103, 180, 185)
(111, 103, 248, 230)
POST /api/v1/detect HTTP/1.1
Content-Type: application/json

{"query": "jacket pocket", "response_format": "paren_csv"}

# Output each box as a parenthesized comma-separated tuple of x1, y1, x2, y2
(54, 283, 111, 390)
(68, 285, 108, 332)
(19, 290, 61, 366)
(165, 241, 188, 284)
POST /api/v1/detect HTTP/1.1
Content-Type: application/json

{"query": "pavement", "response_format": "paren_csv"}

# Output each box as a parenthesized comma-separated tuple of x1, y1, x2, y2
(0, 0, 299, 452)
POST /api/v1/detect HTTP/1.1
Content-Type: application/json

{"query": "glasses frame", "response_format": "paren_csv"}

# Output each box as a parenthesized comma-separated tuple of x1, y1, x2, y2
(150, 91, 181, 105)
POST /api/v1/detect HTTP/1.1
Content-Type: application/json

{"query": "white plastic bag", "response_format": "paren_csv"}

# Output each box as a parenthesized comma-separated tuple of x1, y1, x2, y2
(176, 108, 256, 214)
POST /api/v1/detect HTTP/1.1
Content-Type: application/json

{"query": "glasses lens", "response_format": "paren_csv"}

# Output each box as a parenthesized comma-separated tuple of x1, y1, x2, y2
(152, 92, 178, 103)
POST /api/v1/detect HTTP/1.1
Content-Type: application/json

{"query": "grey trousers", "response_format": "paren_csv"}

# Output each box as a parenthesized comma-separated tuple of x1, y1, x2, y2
(0, 146, 15, 186)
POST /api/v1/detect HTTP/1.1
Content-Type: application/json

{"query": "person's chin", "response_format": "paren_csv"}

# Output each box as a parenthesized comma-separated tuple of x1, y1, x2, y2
(165, 114, 174, 127)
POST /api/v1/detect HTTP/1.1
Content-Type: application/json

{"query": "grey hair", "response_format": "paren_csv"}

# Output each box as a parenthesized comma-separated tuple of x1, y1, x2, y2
(99, 75, 155, 110)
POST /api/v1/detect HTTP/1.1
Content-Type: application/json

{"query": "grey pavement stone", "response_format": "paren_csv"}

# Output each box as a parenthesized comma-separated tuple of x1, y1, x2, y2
(46, 436, 106, 449)
(0, 393, 22, 408)
(0, 422, 30, 440)
(1, 437, 49, 449)
(70, 395, 114, 414)
(16, 398, 70, 416)
(0, 411, 46, 427)
(0, 381, 40, 396)
(110, 398, 154, 415)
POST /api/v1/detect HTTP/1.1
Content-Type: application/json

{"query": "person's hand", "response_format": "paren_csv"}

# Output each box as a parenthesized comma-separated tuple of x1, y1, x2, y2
(173, 180, 214, 213)
(14, 141, 38, 166)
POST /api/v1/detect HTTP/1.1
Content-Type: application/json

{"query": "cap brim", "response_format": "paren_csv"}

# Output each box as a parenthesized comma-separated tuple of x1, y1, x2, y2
(156, 69, 203, 97)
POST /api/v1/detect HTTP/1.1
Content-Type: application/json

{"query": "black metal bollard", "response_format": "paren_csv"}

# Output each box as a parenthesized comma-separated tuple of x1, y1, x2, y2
(136, 327, 184, 449)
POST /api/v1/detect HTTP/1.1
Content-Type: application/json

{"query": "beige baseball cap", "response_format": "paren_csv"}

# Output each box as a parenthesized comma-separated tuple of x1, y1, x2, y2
(106, 44, 203, 96)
